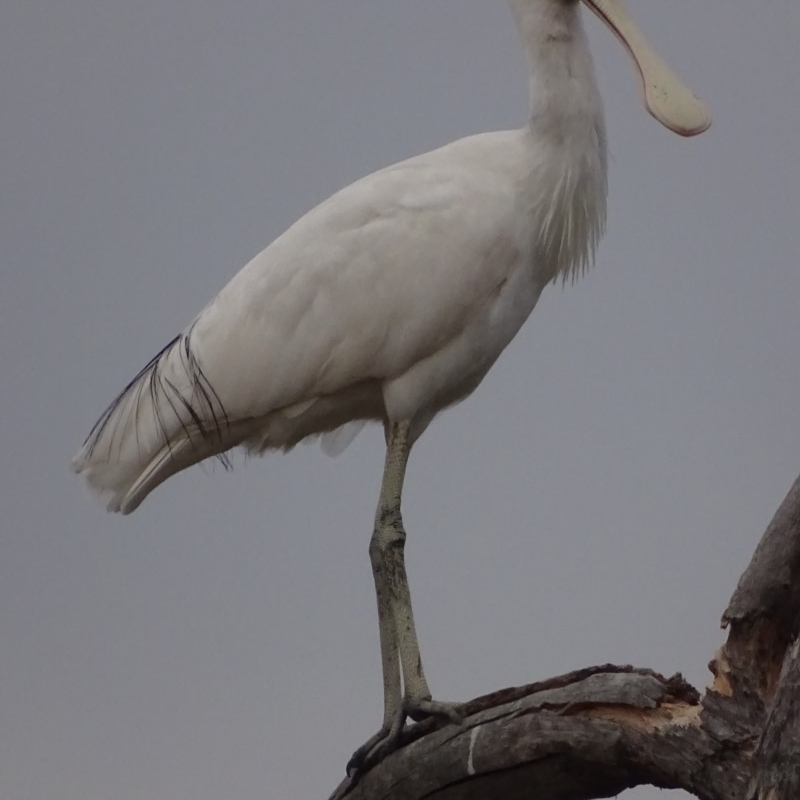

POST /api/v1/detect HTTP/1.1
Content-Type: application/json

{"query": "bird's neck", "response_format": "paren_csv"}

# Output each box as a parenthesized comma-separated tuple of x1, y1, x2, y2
(511, 0, 608, 281)
(512, 1, 603, 133)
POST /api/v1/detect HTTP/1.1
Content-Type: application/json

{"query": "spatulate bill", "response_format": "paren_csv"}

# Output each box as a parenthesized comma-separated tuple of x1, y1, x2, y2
(583, 0, 711, 136)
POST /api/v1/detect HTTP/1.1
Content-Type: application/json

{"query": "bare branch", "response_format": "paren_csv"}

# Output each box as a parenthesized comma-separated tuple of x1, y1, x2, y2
(328, 473, 800, 800)
(330, 667, 747, 800)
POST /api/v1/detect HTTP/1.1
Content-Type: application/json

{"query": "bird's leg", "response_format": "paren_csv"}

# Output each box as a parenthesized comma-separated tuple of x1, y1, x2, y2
(346, 527, 403, 775)
(347, 420, 461, 777)
(378, 421, 459, 723)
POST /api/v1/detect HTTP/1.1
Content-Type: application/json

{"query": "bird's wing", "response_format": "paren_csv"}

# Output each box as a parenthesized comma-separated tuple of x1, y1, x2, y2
(192, 135, 525, 422)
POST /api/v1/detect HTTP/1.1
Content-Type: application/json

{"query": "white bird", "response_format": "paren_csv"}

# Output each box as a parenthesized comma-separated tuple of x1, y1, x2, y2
(73, 0, 709, 774)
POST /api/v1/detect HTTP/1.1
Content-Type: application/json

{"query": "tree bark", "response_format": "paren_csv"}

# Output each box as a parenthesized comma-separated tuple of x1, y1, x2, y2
(328, 473, 800, 800)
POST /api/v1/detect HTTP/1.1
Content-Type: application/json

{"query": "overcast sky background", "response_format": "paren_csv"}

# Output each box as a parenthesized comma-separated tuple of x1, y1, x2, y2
(2, 2, 798, 799)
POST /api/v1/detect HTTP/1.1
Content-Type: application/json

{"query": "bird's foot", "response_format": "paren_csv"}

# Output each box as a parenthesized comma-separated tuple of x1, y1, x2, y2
(346, 698, 462, 778)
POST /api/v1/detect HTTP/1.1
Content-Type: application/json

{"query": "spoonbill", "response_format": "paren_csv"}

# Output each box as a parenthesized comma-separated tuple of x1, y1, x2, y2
(73, 0, 710, 773)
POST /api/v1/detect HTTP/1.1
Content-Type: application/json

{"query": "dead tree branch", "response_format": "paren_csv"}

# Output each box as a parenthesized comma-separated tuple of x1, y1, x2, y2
(328, 473, 800, 800)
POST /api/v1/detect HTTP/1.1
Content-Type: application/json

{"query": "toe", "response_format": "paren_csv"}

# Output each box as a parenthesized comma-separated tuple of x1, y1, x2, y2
(408, 698, 463, 725)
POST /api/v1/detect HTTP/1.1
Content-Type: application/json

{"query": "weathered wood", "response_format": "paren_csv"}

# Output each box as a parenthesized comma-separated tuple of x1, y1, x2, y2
(724, 474, 800, 628)
(719, 475, 800, 714)
(721, 475, 800, 800)
(747, 637, 800, 799)
(327, 472, 800, 800)
(329, 666, 751, 800)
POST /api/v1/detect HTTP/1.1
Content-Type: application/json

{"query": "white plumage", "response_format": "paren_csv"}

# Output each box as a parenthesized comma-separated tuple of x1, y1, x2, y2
(73, 0, 708, 771)
(73, 112, 607, 514)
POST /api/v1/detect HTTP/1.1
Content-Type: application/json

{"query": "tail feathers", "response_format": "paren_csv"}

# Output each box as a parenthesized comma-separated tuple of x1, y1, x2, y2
(73, 434, 215, 514)
(71, 330, 240, 513)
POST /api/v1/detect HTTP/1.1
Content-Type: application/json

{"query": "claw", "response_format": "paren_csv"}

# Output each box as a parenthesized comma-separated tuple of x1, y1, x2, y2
(346, 714, 403, 778)
(346, 699, 463, 778)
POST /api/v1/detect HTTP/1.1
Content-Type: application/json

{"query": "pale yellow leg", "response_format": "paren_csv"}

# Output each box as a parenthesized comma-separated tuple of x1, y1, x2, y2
(347, 421, 461, 776)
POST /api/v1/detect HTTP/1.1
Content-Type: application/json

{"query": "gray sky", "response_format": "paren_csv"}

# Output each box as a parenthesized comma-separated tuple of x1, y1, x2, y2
(2, 2, 798, 799)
